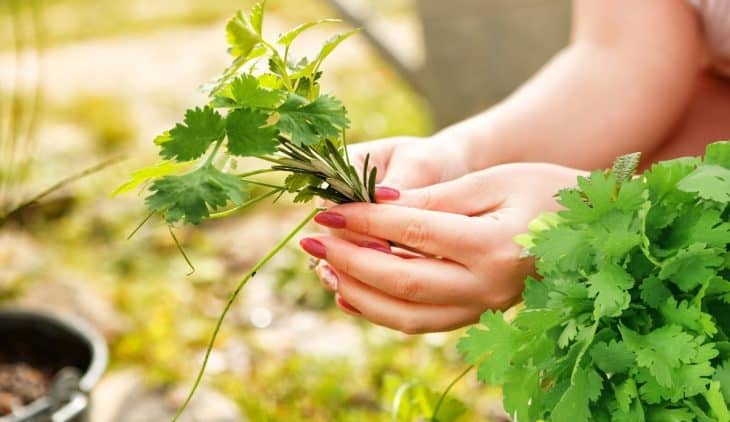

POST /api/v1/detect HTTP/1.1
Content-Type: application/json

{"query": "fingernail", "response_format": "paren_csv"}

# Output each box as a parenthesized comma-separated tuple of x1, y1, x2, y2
(316, 264, 339, 291)
(337, 296, 361, 314)
(300, 238, 327, 259)
(314, 211, 346, 229)
(375, 186, 400, 201)
(364, 242, 391, 254)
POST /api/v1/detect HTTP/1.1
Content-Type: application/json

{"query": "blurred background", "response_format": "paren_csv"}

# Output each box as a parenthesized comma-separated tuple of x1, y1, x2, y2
(0, 0, 569, 420)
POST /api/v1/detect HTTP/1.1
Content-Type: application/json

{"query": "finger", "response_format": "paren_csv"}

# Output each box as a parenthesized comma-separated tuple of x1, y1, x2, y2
(315, 204, 487, 260)
(300, 235, 482, 305)
(334, 270, 481, 334)
(314, 261, 338, 292)
(380, 168, 509, 215)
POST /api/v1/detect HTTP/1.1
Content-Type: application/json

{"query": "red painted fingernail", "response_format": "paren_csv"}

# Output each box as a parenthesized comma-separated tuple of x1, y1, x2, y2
(337, 296, 361, 314)
(317, 265, 339, 291)
(375, 186, 400, 201)
(300, 238, 327, 259)
(365, 242, 391, 254)
(314, 211, 346, 229)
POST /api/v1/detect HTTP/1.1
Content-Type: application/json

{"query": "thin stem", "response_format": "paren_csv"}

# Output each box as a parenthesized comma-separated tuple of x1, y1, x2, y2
(169, 225, 195, 276)
(209, 188, 282, 220)
(243, 180, 287, 190)
(0, 156, 124, 227)
(204, 139, 224, 167)
(172, 207, 322, 421)
(431, 365, 473, 421)
(127, 212, 154, 240)
(236, 168, 279, 179)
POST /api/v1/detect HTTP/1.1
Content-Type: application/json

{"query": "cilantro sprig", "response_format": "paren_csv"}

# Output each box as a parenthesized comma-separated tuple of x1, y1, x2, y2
(448, 142, 730, 422)
(115, 3, 371, 419)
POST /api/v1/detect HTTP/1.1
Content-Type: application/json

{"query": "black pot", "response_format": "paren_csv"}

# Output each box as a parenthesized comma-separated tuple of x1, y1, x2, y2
(0, 310, 108, 422)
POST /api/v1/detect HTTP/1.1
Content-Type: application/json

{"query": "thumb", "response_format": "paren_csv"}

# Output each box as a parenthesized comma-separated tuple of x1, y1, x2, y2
(376, 169, 508, 215)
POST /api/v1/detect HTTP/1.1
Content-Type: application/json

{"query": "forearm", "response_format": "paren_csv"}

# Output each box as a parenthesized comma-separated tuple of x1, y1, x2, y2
(435, 0, 702, 171)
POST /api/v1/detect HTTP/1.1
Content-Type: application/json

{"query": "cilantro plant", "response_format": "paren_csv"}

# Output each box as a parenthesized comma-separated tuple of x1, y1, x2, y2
(115, 3, 371, 420)
(451, 142, 730, 422)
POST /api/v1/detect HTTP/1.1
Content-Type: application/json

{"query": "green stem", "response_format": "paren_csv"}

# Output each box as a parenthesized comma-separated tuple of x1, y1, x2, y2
(236, 168, 279, 179)
(0, 156, 124, 228)
(208, 188, 282, 219)
(204, 139, 224, 167)
(169, 225, 195, 276)
(431, 365, 473, 421)
(570, 320, 599, 383)
(172, 207, 322, 421)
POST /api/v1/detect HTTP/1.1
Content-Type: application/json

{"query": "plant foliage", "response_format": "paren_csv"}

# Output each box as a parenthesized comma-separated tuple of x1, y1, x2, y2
(458, 142, 730, 422)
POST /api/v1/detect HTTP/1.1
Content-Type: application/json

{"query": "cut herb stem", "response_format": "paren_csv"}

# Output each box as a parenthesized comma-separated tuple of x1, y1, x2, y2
(172, 207, 323, 421)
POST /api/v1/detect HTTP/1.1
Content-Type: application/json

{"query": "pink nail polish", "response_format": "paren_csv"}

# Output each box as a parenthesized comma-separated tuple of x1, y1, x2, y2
(318, 265, 339, 291)
(364, 242, 391, 254)
(314, 211, 346, 229)
(300, 238, 327, 259)
(337, 296, 361, 314)
(374, 186, 400, 201)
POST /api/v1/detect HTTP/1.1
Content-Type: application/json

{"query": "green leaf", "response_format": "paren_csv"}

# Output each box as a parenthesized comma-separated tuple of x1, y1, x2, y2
(145, 165, 248, 224)
(249, 1, 265, 36)
(620, 325, 698, 388)
(226, 10, 260, 58)
(639, 276, 673, 309)
(551, 367, 599, 422)
(590, 340, 635, 374)
(659, 298, 717, 336)
(704, 140, 730, 169)
(705, 381, 730, 422)
(161, 106, 226, 161)
(659, 243, 724, 292)
(276, 18, 341, 47)
(457, 311, 521, 385)
(714, 360, 730, 403)
(276, 93, 349, 146)
(225, 108, 278, 157)
(216, 74, 286, 109)
(677, 164, 730, 203)
(112, 161, 191, 197)
(587, 263, 635, 318)
(292, 29, 361, 78)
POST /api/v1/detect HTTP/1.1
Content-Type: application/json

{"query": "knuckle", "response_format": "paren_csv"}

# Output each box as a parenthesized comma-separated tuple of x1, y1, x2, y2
(397, 316, 426, 335)
(401, 220, 431, 250)
(391, 270, 421, 299)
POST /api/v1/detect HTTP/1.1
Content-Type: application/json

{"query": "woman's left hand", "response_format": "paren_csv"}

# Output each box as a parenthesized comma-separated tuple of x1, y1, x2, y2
(299, 163, 584, 333)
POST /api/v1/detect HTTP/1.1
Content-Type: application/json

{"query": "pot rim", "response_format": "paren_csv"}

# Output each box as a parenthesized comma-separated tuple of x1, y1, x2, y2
(0, 308, 108, 392)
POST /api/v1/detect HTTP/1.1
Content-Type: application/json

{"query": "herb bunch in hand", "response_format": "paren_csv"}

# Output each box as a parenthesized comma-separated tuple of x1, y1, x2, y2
(115, 3, 370, 419)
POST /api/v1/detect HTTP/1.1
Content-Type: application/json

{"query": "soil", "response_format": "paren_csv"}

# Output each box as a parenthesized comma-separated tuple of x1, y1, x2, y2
(0, 363, 52, 416)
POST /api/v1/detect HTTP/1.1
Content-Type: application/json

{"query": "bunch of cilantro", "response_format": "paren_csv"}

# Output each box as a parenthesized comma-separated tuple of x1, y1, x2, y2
(457, 142, 730, 422)
(116, 3, 377, 420)
(116, 1, 371, 229)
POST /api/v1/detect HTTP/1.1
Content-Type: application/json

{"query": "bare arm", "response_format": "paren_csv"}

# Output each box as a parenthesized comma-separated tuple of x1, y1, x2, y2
(439, 0, 703, 170)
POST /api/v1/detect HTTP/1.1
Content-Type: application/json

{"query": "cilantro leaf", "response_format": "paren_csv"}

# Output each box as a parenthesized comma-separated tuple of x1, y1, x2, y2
(551, 367, 601, 422)
(587, 264, 635, 318)
(704, 140, 730, 169)
(457, 311, 521, 384)
(145, 165, 248, 225)
(590, 340, 635, 374)
(620, 325, 698, 388)
(226, 9, 260, 58)
(677, 164, 730, 203)
(225, 108, 279, 156)
(659, 243, 724, 292)
(217, 74, 286, 109)
(275, 94, 349, 146)
(161, 106, 226, 161)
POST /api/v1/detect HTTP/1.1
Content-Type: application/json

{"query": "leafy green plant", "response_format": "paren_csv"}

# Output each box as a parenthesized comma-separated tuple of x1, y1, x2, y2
(453, 142, 730, 421)
(115, 2, 375, 419)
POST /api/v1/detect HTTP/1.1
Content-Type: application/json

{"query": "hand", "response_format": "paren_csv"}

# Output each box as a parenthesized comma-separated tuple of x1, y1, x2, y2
(346, 135, 470, 191)
(301, 163, 584, 333)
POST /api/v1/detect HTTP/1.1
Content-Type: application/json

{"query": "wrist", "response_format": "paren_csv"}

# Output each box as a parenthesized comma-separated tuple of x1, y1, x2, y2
(433, 110, 518, 173)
